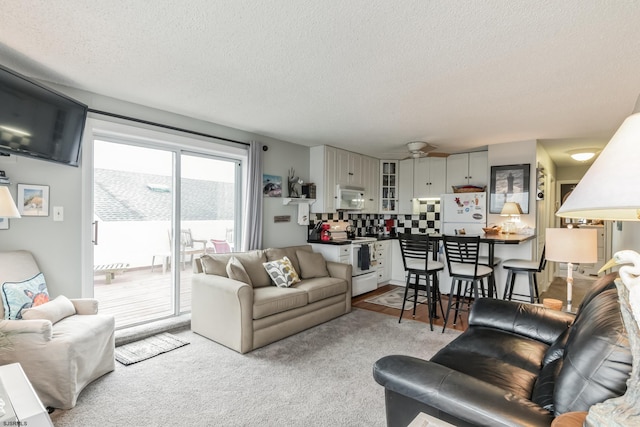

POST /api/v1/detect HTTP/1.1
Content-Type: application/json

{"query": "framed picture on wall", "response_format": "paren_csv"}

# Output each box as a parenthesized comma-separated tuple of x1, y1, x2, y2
(17, 184, 50, 217)
(489, 164, 530, 214)
(262, 174, 282, 197)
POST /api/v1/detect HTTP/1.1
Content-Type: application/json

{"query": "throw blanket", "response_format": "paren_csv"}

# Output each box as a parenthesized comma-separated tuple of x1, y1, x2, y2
(359, 245, 370, 270)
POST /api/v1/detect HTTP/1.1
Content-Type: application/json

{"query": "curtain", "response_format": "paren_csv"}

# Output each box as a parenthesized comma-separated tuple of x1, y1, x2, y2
(242, 141, 263, 250)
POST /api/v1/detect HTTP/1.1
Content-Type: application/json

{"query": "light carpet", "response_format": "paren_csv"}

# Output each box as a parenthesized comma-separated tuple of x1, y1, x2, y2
(365, 287, 428, 310)
(50, 308, 460, 427)
(115, 332, 190, 366)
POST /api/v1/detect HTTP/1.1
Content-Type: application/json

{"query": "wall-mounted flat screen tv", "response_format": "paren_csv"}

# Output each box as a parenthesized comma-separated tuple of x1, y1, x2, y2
(0, 65, 87, 167)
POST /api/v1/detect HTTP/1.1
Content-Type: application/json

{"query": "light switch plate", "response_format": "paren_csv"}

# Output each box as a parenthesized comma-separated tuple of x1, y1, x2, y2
(53, 206, 64, 221)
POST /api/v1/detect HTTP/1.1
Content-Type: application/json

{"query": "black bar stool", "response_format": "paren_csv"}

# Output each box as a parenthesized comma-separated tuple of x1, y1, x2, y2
(398, 233, 445, 331)
(502, 247, 546, 303)
(442, 235, 494, 332)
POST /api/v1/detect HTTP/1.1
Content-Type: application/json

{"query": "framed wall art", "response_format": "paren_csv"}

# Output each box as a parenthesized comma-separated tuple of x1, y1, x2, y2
(262, 174, 282, 197)
(489, 164, 530, 214)
(17, 184, 50, 217)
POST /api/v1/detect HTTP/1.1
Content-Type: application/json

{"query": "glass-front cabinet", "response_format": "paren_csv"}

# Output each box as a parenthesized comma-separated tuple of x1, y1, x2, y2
(380, 160, 399, 213)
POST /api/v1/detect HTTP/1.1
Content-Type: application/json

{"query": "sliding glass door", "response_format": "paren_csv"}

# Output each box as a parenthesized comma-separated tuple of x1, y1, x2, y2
(90, 133, 243, 329)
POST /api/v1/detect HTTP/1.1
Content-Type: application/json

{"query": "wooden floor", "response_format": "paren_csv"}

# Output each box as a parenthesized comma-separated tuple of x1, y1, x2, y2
(353, 284, 470, 332)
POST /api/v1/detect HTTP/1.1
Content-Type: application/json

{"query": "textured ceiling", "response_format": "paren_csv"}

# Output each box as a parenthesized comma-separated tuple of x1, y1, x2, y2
(1, 1, 639, 166)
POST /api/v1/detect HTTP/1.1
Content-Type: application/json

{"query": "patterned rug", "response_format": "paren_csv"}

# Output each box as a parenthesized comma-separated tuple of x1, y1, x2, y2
(364, 287, 429, 310)
(116, 332, 190, 366)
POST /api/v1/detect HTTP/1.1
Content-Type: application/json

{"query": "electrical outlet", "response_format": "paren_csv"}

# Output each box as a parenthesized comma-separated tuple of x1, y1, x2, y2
(53, 206, 64, 221)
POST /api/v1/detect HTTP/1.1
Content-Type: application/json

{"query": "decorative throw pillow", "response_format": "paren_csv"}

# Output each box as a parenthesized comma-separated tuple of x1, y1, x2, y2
(1, 272, 50, 320)
(226, 257, 253, 285)
(296, 250, 330, 279)
(263, 256, 301, 288)
(21, 295, 76, 324)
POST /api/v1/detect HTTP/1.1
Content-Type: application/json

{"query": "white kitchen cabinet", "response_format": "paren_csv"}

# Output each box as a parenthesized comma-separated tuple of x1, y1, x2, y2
(446, 151, 488, 190)
(336, 148, 363, 187)
(309, 145, 338, 213)
(398, 158, 414, 214)
(361, 155, 379, 213)
(374, 240, 392, 283)
(380, 160, 399, 213)
(310, 243, 351, 264)
(414, 157, 446, 198)
(389, 239, 408, 285)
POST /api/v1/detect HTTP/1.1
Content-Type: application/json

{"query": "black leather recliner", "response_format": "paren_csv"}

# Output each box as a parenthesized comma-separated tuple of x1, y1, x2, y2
(373, 273, 632, 427)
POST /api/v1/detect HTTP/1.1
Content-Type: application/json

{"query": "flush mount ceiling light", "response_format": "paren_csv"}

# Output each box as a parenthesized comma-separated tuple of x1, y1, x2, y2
(568, 149, 599, 162)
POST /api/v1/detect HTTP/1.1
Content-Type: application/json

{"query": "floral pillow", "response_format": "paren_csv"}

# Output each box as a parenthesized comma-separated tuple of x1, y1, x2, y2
(263, 256, 301, 288)
(1, 272, 50, 320)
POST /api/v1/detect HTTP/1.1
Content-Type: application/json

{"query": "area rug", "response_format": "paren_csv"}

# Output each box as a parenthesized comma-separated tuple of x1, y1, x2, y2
(115, 332, 190, 366)
(365, 287, 428, 310)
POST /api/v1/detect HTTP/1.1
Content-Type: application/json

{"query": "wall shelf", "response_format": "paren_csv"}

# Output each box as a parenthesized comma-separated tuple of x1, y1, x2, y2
(282, 198, 316, 205)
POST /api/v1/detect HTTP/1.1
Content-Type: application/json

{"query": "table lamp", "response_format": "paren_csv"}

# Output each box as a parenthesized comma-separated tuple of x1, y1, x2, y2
(554, 94, 640, 426)
(545, 228, 597, 312)
(0, 186, 21, 219)
(500, 202, 522, 234)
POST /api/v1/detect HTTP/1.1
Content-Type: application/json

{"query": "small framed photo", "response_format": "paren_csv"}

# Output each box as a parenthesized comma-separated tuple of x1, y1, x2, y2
(0, 218, 8, 230)
(17, 184, 50, 217)
(489, 164, 530, 214)
(262, 174, 282, 197)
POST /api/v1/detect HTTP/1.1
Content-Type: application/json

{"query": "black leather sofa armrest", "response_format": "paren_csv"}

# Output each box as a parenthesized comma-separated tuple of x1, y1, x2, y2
(469, 298, 575, 344)
(373, 355, 554, 427)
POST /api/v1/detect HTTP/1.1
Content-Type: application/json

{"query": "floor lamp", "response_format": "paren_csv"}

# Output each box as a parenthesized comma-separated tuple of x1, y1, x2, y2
(545, 228, 597, 312)
(554, 94, 640, 427)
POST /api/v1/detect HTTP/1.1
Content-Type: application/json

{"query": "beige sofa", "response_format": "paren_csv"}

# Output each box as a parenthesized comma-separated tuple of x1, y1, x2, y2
(0, 250, 115, 409)
(191, 245, 352, 353)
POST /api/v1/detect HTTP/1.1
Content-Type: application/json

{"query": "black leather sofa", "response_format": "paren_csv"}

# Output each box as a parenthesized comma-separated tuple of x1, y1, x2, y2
(373, 273, 632, 427)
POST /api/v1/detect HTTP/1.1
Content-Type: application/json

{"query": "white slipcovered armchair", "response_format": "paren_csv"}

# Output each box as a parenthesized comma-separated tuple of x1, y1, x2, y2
(0, 250, 115, 409)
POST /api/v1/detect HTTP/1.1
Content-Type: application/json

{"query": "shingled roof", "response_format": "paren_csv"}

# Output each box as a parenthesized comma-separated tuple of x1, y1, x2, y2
(94, 169, 235, 221)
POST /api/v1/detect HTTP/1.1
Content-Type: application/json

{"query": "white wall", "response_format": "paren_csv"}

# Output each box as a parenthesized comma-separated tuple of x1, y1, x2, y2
(0, 84, 311, 298)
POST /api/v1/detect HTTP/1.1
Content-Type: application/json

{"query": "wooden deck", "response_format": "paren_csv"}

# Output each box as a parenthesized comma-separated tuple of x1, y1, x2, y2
(93, 264, 194, 329)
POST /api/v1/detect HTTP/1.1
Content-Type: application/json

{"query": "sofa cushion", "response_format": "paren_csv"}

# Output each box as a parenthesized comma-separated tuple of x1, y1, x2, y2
(200, 254, 230, 276)
(296, 250, 330, 279)
(21, 295, 76, 324)
(234, 251, 271, 287)
(262, 256, 301, 287)
(226, 257, 252, 285)
(265, 245, 313, 276)
(294, 277, 347, 303)
(253, 286, 308, 319)
(2, 272, 50, 320)
(553, 288, 632, 415)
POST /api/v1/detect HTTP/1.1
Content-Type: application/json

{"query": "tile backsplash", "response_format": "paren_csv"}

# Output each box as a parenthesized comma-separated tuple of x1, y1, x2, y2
(310, 199, 440, 236)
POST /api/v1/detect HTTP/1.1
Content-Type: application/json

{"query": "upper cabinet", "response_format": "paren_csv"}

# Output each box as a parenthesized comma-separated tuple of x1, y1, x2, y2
(309, 145, 378, 213)
(309, 145, 337, 213)
(445, 151, 488, 190)
(379, 160, 399, 213)
(336, 149, 363, 187)
(397, 158, 415, 214)
(361, 156, 379, 213)
(413, 157, 447, 198)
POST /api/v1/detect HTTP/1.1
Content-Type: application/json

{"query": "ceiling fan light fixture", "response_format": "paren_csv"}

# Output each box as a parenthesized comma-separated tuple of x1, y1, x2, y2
(406, 141, 429, 152)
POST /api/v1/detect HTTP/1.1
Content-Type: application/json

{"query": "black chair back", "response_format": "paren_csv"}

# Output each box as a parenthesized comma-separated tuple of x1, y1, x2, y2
(398, 233, 436, 271)
(442, 234, 482, 279)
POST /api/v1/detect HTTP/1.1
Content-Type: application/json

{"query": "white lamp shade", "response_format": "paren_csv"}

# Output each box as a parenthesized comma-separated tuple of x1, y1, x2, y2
(0, 186, 20, 218)
(545, 228, 598, 263)
(501, 202, 523, 216)
(556, 111, 640, 220)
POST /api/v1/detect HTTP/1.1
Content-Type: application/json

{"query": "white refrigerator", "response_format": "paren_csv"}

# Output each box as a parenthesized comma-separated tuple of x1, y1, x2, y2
(438, 192, 488, 294)
(441, 192, 487, 235)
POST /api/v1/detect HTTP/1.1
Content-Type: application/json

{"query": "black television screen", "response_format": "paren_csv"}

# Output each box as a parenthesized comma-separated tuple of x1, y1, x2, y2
(0, 65, 87, 167)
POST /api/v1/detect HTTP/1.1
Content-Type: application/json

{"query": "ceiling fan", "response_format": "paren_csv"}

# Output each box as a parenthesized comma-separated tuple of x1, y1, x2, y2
(403, 141, 438, 159)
